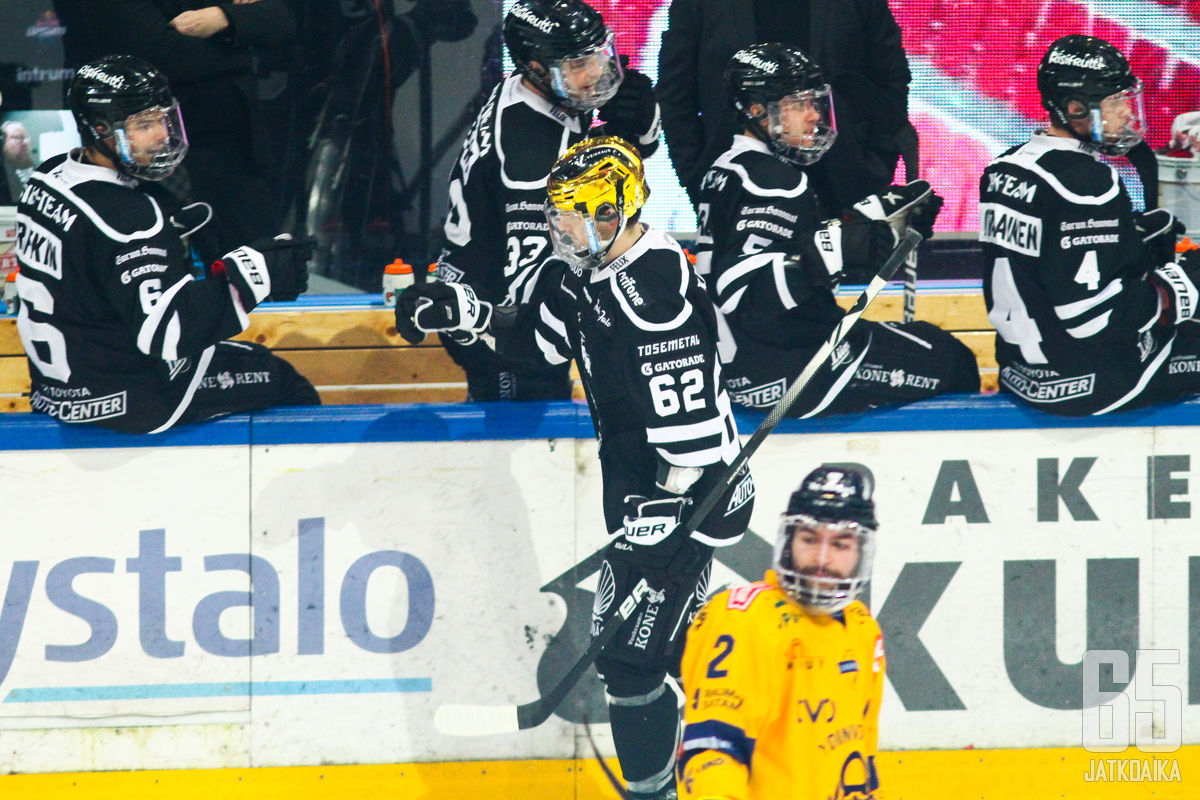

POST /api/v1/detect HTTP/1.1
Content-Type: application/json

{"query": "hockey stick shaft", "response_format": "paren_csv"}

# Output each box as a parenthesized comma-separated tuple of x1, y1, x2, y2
(682, 227, 922, 531)
(903, 247, 918, 323)
(434, 229, 922, 736)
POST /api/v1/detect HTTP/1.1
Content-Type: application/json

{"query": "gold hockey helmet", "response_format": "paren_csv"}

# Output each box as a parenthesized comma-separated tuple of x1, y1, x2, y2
(544, 136, 649, 270)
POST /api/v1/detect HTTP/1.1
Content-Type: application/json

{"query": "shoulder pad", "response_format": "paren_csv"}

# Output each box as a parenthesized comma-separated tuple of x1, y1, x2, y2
(709, 146, 807, 198)
(607, 244, 693, 330)
(69, 182, 164, 239)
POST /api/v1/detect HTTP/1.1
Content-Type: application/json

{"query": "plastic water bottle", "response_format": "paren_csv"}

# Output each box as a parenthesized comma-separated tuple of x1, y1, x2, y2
(3, 269, 17, 316)
(382, 259, 415, 308)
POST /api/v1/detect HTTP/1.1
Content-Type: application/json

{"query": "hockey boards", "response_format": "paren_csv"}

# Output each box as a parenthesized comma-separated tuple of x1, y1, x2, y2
(433, 229, 924, 736)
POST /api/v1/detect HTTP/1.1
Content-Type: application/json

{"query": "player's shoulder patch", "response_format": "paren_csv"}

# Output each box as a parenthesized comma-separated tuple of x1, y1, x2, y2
(725, 581, 772, 611)
(604, 231, 694, 329)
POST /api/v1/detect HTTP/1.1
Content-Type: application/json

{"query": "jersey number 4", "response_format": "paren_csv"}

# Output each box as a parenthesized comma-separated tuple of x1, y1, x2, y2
(988, 256, 1047, 363)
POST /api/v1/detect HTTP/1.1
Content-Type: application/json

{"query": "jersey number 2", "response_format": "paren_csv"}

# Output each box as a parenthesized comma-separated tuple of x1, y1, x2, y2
(706, 634, 735, 678)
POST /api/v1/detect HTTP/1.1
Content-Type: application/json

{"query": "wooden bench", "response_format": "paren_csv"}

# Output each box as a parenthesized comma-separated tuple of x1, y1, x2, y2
(0, 282, 996, 413)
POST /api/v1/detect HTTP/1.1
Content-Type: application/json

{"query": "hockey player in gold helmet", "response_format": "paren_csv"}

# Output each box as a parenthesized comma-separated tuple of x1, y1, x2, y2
(396, 136, 755, 799)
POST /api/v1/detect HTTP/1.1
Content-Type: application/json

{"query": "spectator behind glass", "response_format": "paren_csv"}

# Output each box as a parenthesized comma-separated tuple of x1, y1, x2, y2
(657, 0, 915, 219)
(83, 1, 297, 258)
(1, 120, 35, 203)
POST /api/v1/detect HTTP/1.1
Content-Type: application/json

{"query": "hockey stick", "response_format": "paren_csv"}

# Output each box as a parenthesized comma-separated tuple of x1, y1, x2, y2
(433, 229, 923, 737)
(902, 247, 918, 323)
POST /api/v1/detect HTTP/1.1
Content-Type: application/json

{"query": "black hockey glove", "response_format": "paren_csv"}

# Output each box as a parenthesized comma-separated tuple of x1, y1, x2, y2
(611, 494, 712, 590)
(1135, 209, 1186, 266)
(1151, 247, 1200, 325)
(394, 281, 493, 345)
(251, 234, 314, 302)
(801, 218, 897, 286)
(849, 180, 944, 240)
(597, 58, 659, 149)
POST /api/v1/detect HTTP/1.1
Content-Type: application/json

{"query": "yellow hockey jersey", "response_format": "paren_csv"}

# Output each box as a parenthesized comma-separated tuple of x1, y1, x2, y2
(677, 571, 886, 800)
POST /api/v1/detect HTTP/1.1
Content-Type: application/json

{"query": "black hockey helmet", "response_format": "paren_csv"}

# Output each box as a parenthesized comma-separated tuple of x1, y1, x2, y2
(774, 465, 876, 613)
(1037, 35, 1144, 155)
(724, 43, 837, 166)
(504, 0, 621, 111)
(69, 54, 188, 180)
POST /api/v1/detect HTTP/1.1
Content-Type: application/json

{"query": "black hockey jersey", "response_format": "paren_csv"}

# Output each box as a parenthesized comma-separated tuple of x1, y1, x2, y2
(694, 135, 847, 407)
(15, 152, 252, 433)
(980, 133, 1168, 415)
(515, 228, 752, 544)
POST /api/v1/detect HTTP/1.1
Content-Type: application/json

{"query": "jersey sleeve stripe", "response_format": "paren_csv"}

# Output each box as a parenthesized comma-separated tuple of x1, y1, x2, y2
(534, 329, 569, 365)
(1064, 310, 1112, 339)
(714, 253, 775, 298)
(539, 303, 568, 339)
(772, 254, 799, 309)
(162, 312, 182, 362)
(719, 285, 748, 313)
(1053, 279, 1123, 320)
(654, 443, 730, 467)
(136, 275, 193, 357)
(679, 720, 756, 771)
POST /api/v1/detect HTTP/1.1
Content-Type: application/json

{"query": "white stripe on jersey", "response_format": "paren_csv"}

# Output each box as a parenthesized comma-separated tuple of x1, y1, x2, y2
(148, 344, 214, 434)
(601, 232, 694, 332)
(799, 338, 871, 418)
(43, 156, 166, 243)
(162, 312, 182, 362)
(771, 253, 799, 309)
(991, 134, 1120, 205)
(137, 275, 194, 357)
(496, 76, 582, 191)
(711, 136, 808, 198)
(1053, 279, 1122, 320)
(1064, 310, 1112, 339)
(645, 414, 727, 444)
(534, 329, 569, 365)
(719, 285, 748, 314)
(1093, 333, 1174, 415)
(539, 303, 568, 340)
(879, 321, 933, 349)
(715, 252, 775, 298)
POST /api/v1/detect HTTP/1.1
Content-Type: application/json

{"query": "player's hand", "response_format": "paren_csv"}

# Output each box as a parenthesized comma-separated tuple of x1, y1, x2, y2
(597, 58, 658, 147)
(1135, 209, 1186, 266)
(170, 7, 230, 38)
(248, 234, 313, 301)
(850, 180, 943, 240)
(804, 218, 896, 285)
(394, 281, 492, 345)
(621, 495, 688, 546)
(1151, 247, 1200, 325)
(612, 494, 711, 589)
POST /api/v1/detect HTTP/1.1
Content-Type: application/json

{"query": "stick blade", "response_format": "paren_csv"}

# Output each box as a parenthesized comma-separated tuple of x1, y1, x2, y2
(434, 703, 520, 736)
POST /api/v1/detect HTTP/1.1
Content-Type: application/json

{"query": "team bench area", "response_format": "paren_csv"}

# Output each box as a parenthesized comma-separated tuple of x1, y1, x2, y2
(0, 280, 996, 413)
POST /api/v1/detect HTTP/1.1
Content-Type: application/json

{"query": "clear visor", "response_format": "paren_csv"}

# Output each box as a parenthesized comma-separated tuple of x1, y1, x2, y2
(544, 199, 623, 270)
(774, 515, 873, 614)
(1090, 80, 1146, 156)
(548, 30, 623, 111)
(764, 87, 837, 166)
(113, 102, 189, 180)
